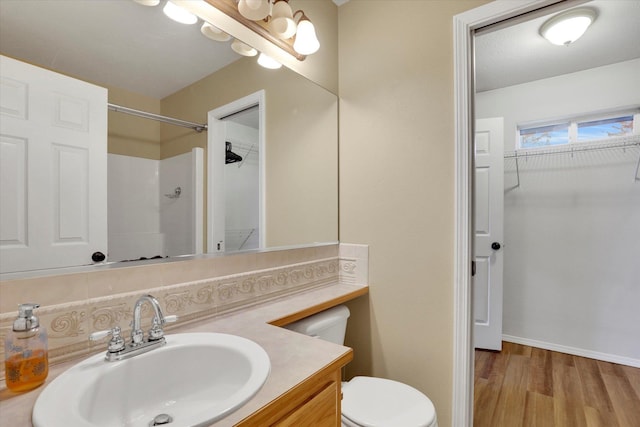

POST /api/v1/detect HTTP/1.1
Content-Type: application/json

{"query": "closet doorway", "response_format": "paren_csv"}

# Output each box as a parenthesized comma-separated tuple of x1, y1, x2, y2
(207, 91, 265, 253)
(473, 0, 640, 367)
(453, 0, 640, 425)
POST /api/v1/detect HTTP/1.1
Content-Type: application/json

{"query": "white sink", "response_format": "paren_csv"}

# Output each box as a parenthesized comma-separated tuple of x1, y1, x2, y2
(32, 333, 270, 427)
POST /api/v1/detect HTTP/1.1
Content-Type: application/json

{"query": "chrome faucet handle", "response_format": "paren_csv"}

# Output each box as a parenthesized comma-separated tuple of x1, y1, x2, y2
(148, 315, 178, 341)
(89, 326, 125, 353)
(148, 317, 163, 341)
(164, 315, 178, 324)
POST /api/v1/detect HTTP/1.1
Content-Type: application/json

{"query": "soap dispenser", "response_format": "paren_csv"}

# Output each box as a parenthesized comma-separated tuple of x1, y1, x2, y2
(4, 303, 48, 392)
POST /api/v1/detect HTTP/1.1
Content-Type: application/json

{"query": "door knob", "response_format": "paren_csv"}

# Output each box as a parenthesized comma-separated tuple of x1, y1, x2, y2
(491, 242, 501, 250)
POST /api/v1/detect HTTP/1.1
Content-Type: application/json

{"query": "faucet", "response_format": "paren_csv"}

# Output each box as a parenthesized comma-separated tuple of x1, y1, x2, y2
(131, 294, 167, 345)
(89, 294, 177, 362)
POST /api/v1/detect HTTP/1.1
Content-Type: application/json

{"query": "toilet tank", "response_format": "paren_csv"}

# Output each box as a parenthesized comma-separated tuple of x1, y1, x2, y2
(284, 305, 350, 345)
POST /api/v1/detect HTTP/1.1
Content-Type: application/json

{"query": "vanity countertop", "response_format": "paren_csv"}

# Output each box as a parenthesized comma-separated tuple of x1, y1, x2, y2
(0, 282, 368, 427)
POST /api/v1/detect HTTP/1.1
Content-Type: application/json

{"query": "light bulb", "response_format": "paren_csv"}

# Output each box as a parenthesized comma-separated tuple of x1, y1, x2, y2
(238, 0, 270, 21)
(257, 53, 282, 69)
(231, 39, 257, 57)
(201, 22, 231, 42)
(293, 19, 319, 55)
(271, 1, 297, 39)
(133, 0, 160, 6)
(163, 1, 198, 25)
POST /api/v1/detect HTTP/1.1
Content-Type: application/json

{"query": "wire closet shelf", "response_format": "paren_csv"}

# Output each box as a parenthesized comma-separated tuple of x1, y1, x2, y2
(503, 134, 640, 187)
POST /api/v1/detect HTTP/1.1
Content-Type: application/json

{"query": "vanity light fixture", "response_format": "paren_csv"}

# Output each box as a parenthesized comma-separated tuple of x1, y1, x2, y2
(539, 8, 597, 46)
(231, 39, 258, 56)
(292, 10, 319, 55)
(133, 0, 160, 5)
(132, 0, 318, 70)
(201, 22, 231, 42)
(257, 53, 282, 69)
(163, 0, 198, 25)
(270, 0, 296, 39)
(206, 0, 320, 60)
(237, 0, 271, 21)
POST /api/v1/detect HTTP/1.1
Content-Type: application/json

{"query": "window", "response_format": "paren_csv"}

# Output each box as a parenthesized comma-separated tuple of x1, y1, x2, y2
(518, 111, 638, 150)
(520, 123, 569, 149)
(577, 115, 634, 141)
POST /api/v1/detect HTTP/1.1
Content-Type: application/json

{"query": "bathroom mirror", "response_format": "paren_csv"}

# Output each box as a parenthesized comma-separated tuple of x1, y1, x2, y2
(0, 0, 338, 274)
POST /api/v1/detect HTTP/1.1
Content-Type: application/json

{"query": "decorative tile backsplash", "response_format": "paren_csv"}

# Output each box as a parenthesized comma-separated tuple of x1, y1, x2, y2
(339, 243, 369, 286)
(0, 243, 368, 380)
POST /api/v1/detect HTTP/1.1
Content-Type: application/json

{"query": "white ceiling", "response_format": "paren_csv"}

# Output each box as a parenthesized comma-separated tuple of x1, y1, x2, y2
(0, 0, 242, 99)
(475, 0, 640, 92)
(1, 1, 638, 98)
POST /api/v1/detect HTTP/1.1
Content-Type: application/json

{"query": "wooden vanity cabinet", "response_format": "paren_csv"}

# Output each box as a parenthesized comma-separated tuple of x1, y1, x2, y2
(236, 353, 350, 427)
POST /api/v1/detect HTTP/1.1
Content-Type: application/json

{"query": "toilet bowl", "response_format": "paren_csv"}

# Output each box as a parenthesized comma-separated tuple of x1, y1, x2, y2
(284, 305, 438, 427)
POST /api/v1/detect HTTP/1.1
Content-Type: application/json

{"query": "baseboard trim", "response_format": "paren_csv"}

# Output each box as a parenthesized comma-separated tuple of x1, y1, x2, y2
(502, 335, 640, 368)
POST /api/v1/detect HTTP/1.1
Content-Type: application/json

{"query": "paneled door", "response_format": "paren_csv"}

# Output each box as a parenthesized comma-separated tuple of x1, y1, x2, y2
(0, 55, 107, 273)
(474, 117, 504, 350)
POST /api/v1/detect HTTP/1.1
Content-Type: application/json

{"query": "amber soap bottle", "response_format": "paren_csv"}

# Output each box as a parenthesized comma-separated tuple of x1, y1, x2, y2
(4, 303, 49, 392)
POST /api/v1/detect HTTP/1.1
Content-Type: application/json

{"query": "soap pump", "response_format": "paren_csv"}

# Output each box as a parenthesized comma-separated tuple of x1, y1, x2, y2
(4, 303, 49, 392)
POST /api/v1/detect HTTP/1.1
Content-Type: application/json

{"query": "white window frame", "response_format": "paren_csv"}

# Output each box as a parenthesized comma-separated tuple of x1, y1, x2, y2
(517, 109, 640, 151)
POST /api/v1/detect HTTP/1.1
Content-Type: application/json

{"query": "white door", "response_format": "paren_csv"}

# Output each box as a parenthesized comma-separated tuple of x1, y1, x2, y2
(474, 117, 504, 350)
(206, 114, 227, 253)
(0, 55, 107, 273)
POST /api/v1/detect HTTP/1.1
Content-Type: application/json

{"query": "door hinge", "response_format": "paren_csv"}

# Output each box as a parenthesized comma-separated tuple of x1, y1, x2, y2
(471, 260, 476, 277)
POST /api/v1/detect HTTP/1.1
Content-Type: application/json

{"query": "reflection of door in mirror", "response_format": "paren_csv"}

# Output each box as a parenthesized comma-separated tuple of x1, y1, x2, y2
(208, 92, 265, 253)
(224, 108, 261, 252)
(0, 55, 107, 274)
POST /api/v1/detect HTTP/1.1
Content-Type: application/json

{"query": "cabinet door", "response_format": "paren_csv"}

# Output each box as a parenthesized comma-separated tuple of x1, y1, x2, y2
(0, 55, 107, 273)
(237, 369, 342, 427)
(274, 381, 338, 427)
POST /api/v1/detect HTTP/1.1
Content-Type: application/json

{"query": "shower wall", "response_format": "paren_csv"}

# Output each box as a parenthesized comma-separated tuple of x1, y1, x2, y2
(108, 154, 164, 261)
(160, 149, 202, 257)
(108, 150, 201, 261)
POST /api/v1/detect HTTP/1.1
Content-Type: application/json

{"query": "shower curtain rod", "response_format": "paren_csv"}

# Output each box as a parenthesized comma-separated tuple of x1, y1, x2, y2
(107, 103, 207, 133)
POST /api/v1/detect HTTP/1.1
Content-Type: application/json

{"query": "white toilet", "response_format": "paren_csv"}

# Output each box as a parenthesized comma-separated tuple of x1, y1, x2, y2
(285, 305, 438, 427)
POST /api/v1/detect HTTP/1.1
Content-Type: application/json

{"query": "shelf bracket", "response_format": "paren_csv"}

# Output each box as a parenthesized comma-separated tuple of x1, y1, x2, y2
(505, 151, 520, 192)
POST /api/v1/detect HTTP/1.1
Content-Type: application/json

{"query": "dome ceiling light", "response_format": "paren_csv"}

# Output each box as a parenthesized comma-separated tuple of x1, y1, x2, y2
(539, 8, 597, 46)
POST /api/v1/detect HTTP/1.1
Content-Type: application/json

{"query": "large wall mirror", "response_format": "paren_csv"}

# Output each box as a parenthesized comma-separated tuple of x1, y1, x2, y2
(0, 0, 338, 275)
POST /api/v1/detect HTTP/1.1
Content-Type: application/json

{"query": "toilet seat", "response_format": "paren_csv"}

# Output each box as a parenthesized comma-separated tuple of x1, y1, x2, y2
(341, 376, 437, 427)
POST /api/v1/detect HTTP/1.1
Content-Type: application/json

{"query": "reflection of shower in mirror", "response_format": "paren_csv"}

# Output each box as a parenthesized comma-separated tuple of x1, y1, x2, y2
(108, 148, 204, 262)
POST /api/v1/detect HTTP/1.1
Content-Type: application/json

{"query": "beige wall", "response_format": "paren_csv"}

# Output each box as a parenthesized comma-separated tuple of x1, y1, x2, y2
(161, 57, 338, 248)
(286, 0, 339, 93)
(107, 85, 161, 159)
(338, 1, 489, 426)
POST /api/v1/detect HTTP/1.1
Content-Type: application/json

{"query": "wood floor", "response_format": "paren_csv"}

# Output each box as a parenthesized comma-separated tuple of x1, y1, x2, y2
(474, 342, 640, 427)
